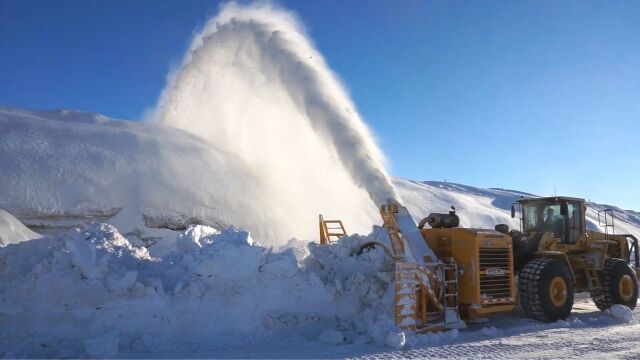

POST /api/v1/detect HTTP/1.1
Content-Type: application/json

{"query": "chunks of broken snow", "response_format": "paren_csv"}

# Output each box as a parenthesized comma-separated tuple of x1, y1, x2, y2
(0, 222, 402, 357)
(609, 304, 634, 322)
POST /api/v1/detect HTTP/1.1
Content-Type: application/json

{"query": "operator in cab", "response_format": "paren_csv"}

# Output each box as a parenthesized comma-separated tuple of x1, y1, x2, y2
(543, 207, 563, 237)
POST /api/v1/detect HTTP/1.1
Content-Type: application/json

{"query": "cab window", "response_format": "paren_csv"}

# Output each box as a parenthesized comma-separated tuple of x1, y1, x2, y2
(566, 202, 582, 244)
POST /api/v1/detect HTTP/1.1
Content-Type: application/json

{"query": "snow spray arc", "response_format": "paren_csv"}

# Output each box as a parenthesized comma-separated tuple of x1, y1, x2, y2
(153, 3, 399, 243)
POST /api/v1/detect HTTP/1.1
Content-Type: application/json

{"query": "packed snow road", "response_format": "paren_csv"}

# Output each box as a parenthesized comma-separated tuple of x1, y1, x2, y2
(172, 298, 639, 359)
(352, 299, 640, 359)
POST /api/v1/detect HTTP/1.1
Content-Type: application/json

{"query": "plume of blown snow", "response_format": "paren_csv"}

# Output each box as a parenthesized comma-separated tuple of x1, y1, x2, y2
(152, 2, 399, 244)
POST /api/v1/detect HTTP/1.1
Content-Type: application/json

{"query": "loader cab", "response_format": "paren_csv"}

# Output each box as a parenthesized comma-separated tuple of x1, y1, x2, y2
(516, 197, 586, 245)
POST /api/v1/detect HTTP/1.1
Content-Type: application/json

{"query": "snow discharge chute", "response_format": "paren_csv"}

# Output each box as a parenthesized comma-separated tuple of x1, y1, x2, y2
(151, 3, 447, 332)
(152, 3, 399, 243)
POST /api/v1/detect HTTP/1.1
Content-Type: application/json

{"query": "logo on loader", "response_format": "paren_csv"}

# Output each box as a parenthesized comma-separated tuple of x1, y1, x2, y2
(485, 268, 507, 276)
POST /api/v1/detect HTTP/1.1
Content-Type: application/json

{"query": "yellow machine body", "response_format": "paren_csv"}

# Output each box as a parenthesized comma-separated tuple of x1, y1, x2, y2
(320, 195, 639, 332)
(420, 228, 516, 319)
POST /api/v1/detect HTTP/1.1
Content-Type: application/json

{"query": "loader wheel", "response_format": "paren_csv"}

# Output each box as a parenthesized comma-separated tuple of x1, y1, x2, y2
(519, 258, 574, 322)
(591, 259, 638, 310)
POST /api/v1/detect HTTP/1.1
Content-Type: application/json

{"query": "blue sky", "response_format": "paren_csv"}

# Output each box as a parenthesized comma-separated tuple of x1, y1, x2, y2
(1, 0, 639, 210)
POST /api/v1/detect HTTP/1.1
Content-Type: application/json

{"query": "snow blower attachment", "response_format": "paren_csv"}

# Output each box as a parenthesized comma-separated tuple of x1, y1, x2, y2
(381, 201, 522, 331)
(380, 202, 463, 332)
(320, 201, 517, 333)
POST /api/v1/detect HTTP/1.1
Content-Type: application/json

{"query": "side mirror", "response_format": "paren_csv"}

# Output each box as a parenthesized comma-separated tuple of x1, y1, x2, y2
(511, 204, 516, 218)
(560, 202, 569, 216)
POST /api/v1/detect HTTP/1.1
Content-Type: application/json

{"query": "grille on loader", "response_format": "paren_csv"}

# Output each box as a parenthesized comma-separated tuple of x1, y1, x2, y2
(479, 248, 513, 302)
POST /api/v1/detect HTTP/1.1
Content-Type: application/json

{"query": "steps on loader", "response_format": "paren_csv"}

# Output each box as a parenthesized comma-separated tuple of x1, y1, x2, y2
(395, 261, 462, 332)
(380, 204, 406, 260)
(577, 255, 602, 293)
(442, 262, 461, 327)
(395, 263, 419, 330)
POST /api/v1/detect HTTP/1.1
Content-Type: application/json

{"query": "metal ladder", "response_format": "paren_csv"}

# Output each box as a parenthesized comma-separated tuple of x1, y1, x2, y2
(579, 255, 602, 292)
(585, 264, 601, 292)
(395, 262, 419, 330)
(319, 215, 347, 245)
(443, 262, 461, 328)
(396, 261, 461, 331)
(380, 203, 406, 260)
(597, 209, 615, 240)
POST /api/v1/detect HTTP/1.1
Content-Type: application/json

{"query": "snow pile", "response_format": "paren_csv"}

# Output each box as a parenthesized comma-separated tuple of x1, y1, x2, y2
(300, 230, 400, 344)
(0, 208, 41, 246)
(609, 304, 634, 322)
(0, 222, 405, 357)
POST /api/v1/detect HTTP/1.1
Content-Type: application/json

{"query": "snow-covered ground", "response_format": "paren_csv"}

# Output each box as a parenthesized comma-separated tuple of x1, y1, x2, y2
(2, 108, 639, 358)
(1, 163, 639, 358)
(0, 214, 638, 358)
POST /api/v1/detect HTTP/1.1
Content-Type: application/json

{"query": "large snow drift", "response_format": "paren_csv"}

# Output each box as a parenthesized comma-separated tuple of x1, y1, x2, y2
(0, 222, 399, 358)
(0, 107, 291, 245)
(0, 105, 381, 245)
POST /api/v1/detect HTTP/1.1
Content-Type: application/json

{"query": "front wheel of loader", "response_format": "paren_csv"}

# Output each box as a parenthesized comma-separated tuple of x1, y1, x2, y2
(519, 258, 574, 322)
(592, 259, 638, 311)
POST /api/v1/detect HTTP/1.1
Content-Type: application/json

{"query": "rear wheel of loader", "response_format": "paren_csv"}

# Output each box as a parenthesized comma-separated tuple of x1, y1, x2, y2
(592, 258, 638, 310)
(519, 258, 574, 322)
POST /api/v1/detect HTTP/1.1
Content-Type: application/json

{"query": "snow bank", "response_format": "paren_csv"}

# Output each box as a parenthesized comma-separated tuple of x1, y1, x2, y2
(0, 107, 279, 244)
(0, 208, 41, 246)
(0, 222, 404, 357)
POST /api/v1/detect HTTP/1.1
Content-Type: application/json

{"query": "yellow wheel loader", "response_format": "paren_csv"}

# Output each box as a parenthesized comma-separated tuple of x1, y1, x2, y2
(319, 196, 640, 332)
(507, 196, 639, 321)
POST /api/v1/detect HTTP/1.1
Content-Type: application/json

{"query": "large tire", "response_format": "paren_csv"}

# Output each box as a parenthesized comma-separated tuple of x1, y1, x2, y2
(519, 258, 574, 322)
(591, 259, 638, 310)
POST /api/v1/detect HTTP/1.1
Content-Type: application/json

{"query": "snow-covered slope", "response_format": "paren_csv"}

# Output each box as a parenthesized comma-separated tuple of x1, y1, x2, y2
(395, 179, 640, 239)
(0, 107, 282, 245)
(0, 107, 380, 246)
(0, 209, 40, 246)
(2, 107, 637, 250)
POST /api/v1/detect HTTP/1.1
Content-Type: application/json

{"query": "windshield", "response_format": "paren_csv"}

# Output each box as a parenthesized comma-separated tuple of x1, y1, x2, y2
(521, 200, 583, 243)
(522, 202, 562, 233)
